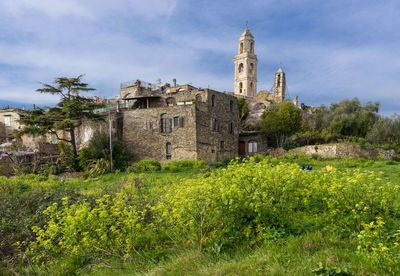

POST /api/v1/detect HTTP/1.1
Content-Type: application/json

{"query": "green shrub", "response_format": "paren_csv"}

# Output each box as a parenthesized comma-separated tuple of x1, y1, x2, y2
(41, 164, 63, 175)
(392, 154, 400, 162)
(357, 217, 400, 274)
(26, 183, 157, 267)
(157, 157, 400, 251)
(161, 159, 207, 172)
(128, 159, 161, 173)
(85, 132, 129, 171)
(86, 158, 111, 177)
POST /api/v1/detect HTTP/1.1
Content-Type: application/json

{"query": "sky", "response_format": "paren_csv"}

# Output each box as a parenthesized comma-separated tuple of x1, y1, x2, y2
(0, 0, 399, 115)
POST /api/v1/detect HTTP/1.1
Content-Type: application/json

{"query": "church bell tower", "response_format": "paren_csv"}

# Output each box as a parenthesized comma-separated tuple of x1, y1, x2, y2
(274, 67, 286, 103)
(233, 28, 258, 97)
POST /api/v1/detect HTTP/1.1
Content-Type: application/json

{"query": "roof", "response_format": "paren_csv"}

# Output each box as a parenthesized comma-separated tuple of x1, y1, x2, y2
(240, 28, 254, 39)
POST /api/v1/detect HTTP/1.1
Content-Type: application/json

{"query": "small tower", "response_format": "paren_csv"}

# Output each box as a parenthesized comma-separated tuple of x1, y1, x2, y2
(274, 67, 286, 103)
(233, 28, 258, 97)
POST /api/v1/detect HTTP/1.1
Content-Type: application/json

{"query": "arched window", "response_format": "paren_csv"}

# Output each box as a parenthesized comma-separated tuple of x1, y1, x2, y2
(211, 95, 215, 107)
(250, 42, 254, 53)
(195, 94, 202, 103)
(240, 42, 243, 53)
(250, 82, 253, 90)
(249, 63, 254, 73)
(229, 100, 234, 112)
(277, 75, 281, 87)
(239, 82, 243, 93)
(248, 141, 257, 153)
(166, 142, 172, 159)
(238, 63, 244, 73)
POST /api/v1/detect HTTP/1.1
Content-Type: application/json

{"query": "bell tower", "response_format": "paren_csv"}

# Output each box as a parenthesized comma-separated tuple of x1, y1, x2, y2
(274, 67, 286, 103)
(233, 28, 257, 97)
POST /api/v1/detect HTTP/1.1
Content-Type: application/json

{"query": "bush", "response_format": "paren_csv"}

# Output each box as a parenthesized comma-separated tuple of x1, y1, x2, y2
(0, 175, 83, 271)
(41, 164, 63, 176)
(26, 181, 162, 269)
(79, 132, 129, 172)
(161, 159, 207, 172)
(157, 157, 399, 253)
(128, 159, 161, 173)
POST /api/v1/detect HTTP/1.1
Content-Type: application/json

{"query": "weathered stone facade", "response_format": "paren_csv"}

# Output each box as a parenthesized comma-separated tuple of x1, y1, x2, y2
(121, 84, 239, 163)
(270, 144, 396, 160)
(238, 132, 269, 157)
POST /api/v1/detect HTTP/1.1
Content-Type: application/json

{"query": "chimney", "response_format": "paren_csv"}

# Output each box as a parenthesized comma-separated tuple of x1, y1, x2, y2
(173, 78, 177, 87)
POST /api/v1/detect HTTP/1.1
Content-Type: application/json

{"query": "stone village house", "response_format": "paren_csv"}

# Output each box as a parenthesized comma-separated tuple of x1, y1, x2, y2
(1, 28, 300, 164)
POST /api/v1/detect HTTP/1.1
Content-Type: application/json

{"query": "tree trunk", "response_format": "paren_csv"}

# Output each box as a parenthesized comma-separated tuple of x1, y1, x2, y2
(70, 129, 78, 156)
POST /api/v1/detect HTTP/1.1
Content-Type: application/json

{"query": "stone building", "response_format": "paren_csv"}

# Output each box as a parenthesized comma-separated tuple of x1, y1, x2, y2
(3, 27, 307, 164)
(0, 108, 23, 142)
(119, 81, 239, 163)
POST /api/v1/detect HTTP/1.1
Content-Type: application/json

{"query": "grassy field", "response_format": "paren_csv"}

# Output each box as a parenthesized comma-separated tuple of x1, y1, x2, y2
(1, 155, 399, 275)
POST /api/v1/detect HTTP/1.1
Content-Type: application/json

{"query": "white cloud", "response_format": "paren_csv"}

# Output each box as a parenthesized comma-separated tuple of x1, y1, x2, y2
(0, 0, 95, 19)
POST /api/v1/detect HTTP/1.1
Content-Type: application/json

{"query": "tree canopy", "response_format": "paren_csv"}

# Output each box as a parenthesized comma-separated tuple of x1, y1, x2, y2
(260, 101, 302, 147)
(18, 75, 103, 155)
(314, 98, 379, 137)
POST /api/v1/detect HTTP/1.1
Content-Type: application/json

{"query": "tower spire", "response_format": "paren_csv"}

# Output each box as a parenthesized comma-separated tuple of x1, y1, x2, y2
(233, 28, 258, 97)
(274, 66, 286, 103)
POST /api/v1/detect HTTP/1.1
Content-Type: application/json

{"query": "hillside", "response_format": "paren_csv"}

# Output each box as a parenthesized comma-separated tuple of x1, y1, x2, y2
(1, 156, 400, 275)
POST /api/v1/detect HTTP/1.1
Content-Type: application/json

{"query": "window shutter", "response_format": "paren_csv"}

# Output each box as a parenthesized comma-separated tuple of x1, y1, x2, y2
(179, 117, 184, 127)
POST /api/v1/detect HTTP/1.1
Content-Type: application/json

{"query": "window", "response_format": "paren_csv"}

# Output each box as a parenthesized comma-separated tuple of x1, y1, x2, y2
(160, 114, 171, 133)
(230, 100, 234, 112)
(238, 63, 244, 73)
(248, 141, 258, 153)
(211, 95, 215, 107)
(173, 116, 184, 128)
(195, 94, 202, 103)
(4, 115, 11, 127)
(146, 120, 153, 130)
(212, 118, 220, 132)
(240, 42, 243, 53)
(166, 142, 172, 159)
(239, 82, 243, 93)
(220, 141, 224, 150)
(250, 42, 254, 53)
(166, 97, 176, 105)
(51, 133, 57, 144)
(249, 63, 254, 73)
(277, 75, 281, 87)
(229, 122, 234, 134)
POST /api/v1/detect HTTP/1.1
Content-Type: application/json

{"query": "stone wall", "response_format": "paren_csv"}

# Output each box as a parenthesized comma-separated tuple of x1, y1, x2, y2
(238, 133, 268, 157)
(123, 104, 198, 163)
(196, 89, 239, 163)
(270, 143, 396, 160)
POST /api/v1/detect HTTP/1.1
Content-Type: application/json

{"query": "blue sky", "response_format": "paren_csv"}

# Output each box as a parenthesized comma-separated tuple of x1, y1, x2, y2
(0, 0, 399, 115)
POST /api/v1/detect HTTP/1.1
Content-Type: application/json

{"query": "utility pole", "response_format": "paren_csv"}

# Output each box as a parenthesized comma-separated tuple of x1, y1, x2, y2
(108, 110, 113, 172)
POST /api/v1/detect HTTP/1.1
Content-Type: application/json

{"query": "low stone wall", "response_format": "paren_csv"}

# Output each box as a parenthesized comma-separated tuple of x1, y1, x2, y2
(270, 143, 396, 160)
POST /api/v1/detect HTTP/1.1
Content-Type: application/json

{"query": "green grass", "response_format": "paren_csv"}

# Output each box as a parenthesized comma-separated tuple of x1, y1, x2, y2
(2, 156, 400, 276)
